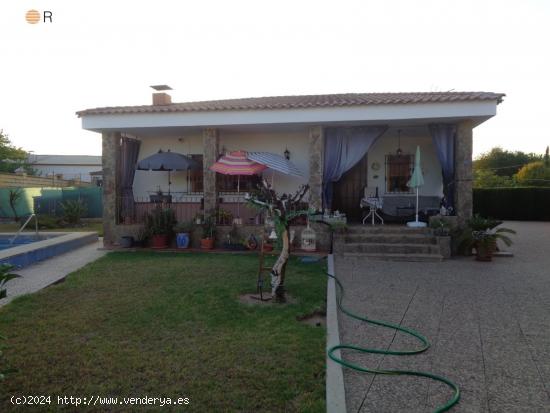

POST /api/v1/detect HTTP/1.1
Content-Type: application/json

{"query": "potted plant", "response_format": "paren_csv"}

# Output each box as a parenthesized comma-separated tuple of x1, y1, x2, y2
(217, 208, 234, 226)
(200, 213, 216, 250)
(223, 224, 247, 250)
(262, 241, 274, 252)
(119, 235, 134, 248)
(458, 215, 516, 261)
(145, 207, 176, 249)
(174, 221, 195, 249)
(429, 216, 452, 259)
(194, 212, 203, 225)
(133, 226, 149, 248)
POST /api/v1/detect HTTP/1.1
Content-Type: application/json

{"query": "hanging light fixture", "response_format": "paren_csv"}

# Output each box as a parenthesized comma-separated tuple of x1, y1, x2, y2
(396, 129, 403, 156)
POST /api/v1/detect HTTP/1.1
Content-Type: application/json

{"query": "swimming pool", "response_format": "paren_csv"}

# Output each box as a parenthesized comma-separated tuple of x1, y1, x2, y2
(0, 234, 59, 251)
(0, 232, 98, 268)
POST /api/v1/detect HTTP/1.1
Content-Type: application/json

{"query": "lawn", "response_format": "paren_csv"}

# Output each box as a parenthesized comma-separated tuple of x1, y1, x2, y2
(0, 252, 326, 412)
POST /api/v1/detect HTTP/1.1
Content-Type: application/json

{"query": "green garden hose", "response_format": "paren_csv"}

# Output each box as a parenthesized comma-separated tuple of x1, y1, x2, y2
(326, 271, 460, 413)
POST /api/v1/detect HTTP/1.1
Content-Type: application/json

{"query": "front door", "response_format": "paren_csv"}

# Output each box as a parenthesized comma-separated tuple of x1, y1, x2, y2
(331, 154, 369, 222)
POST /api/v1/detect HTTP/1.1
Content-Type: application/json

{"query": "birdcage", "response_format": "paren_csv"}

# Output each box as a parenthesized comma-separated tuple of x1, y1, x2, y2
(301, 223, 317, 251)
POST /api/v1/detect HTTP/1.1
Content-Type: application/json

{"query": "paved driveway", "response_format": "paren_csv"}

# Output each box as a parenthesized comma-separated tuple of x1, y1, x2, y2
(335, 221, 550, 412)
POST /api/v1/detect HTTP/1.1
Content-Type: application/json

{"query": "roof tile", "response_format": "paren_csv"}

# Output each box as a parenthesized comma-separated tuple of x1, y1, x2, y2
(77, 92, 504, 117)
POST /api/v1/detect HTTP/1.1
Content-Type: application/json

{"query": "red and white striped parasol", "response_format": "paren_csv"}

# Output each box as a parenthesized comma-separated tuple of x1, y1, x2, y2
(210, 150, 267, 175)
(210, 151, 267, 218)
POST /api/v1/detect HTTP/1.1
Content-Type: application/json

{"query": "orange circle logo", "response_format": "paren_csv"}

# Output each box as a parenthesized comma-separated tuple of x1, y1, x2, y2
(26, 10, 41, 24)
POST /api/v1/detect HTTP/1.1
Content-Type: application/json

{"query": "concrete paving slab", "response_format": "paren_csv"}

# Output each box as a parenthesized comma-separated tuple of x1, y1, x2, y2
(334, 221, 550, 412)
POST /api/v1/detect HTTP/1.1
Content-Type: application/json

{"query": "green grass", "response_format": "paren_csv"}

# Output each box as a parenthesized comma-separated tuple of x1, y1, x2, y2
(0, 222, 103, 237)
(0, 253, 326, 412)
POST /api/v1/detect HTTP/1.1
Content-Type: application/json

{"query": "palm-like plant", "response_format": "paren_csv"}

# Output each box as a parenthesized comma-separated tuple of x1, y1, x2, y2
(0, 264, 20, 300)
(1, 264, 20, 380)
(459, 215, 516, 260)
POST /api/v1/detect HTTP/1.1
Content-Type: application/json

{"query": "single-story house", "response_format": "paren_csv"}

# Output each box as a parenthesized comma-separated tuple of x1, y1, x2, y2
(77, 91, 504, 246)
(26, 154, 102, 183)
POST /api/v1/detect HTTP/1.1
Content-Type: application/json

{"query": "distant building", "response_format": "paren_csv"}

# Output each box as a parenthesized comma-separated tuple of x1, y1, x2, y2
(27, 154, 102, 183)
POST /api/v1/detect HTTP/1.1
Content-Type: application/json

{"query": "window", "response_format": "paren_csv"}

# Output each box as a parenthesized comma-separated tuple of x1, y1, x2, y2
(385, 154, 413, 193)
(188, 155, 261, 193)
(218, 174, 261, 192)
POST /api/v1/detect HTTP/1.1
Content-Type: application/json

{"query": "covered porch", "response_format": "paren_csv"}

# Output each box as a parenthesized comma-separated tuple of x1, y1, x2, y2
(78, 91, 503, 246)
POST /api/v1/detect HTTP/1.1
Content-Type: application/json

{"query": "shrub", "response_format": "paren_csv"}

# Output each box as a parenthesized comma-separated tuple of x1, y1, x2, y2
(474, 187, 550, 221)
(515, 161, 550, 187)
(60, 199, 88, 225)
(201, 213, 216, 239)
(145, 207, 176, 236)
(429, 216, 452, 236)
(174, 220, 195, 234)
(36, 214, 62, 229)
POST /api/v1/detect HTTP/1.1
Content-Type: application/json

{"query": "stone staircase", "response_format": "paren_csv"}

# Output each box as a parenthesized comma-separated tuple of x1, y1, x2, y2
(335, 225, 445, 262)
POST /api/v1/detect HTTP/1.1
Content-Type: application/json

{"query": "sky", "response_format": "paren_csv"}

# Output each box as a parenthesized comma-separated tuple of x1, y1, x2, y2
(1, 0, 549, 157)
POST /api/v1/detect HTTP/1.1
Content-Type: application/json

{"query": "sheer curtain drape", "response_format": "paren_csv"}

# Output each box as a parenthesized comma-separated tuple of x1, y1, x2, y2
(322, 125, 387, 209)
(429, 123, 456, 209)
(119, 137, 141, 221)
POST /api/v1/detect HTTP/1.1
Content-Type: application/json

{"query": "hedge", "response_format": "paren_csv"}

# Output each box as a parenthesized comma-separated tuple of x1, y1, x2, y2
(473, 187, 550, 221)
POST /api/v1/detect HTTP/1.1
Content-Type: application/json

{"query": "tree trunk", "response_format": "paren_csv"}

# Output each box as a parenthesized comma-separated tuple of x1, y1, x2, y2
(271, 225, 290, 302)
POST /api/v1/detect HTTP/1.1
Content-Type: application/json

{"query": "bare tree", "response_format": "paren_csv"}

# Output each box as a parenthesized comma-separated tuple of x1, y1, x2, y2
(246, 179, 310, 302)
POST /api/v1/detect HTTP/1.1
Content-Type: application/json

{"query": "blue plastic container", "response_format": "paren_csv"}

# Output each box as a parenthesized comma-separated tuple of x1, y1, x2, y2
(176, 233, 190, 249)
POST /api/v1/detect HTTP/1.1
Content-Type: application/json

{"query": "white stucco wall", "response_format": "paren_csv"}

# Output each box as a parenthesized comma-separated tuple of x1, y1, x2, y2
(367, 132, 443, 198)
(133, 133, 203, 199)
(132, 128, 443, 203)
(220, 128, 309, 195)
(132, 128, 310, 199)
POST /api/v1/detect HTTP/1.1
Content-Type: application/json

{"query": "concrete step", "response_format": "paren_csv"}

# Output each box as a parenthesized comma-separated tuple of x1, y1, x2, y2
(342, 252, 444, 262)
(346, 226, 432, 235)
(345, 234, 436, 244)
(344, 242, 440, 255)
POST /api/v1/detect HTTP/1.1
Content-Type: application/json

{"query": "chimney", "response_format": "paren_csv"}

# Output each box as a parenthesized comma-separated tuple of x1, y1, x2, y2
(150, 85, 173, 105)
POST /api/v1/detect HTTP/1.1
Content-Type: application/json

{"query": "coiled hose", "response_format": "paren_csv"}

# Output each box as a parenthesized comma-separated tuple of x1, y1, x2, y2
(326, 270, 460, 412)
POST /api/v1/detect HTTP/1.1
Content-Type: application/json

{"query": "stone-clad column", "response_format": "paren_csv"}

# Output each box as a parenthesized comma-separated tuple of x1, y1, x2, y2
(454, 120, 473, 226)
(202, 128, 219, 213)
(102, 131, 121, 246)
(308, 126, 323, 211)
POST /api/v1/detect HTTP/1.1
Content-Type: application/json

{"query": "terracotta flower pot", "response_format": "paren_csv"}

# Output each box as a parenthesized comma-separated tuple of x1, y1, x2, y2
(262, 243, 274, 252)
(475, 240, 495, 261)
(151, 234, 169, 249)
(200, 238, 215, 250)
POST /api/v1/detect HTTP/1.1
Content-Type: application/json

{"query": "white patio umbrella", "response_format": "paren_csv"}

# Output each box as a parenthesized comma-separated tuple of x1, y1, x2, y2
(406, 146, 427, 228)
(246, 152, 303, 178)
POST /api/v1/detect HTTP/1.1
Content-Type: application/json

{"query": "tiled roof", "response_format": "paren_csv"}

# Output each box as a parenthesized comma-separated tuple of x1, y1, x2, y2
(77, 92, 505, 117)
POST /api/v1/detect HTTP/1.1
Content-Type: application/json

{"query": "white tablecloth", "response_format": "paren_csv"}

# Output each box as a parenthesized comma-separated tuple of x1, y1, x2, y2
(360, 197, 383, 209)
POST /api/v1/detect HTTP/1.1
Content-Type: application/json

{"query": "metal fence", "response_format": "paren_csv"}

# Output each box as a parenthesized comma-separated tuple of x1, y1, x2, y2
(117, 194, 265, 226)
(0, 186, 102, 219)
(33, 187, 102, 218)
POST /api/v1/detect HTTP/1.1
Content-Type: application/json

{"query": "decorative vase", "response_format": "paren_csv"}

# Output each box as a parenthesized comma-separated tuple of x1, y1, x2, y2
(176, 233, 190, 249)
(200, 238, 214, 250)
(151, 234, 169, 249)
